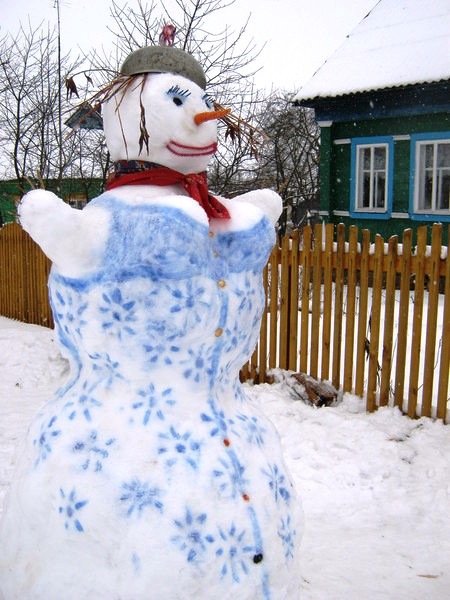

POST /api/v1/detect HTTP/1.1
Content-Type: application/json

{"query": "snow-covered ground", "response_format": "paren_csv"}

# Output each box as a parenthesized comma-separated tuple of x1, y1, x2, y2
(1, 316, 449, 599)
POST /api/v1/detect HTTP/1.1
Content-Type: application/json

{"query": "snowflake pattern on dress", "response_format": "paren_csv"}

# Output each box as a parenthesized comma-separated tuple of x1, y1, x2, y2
(131, 384, 176, 425)
(215, 522, 255, 583)
(58, 488, 88, 532)
(63, 382, 103, 423)
(52, 288, 88, 340)
(98, 288, 137, 339)
(171, 507, 215, 563)
(72, 430, 116, 472)
(182, 345, 215, 383)
(89, 353, 125, 388)
(262, 463, 291, 505)
(158, 426, 201, 470)
(212, 453, 248, 499)
(119, 479, 164, 517)
(230, 413, 267, 447)
(33, 415, 61, 465)
(169, 280, 210, 332)
(277, 515, 297, 561)
(200, 404, 228, 437)
(142, 320, 182, 366)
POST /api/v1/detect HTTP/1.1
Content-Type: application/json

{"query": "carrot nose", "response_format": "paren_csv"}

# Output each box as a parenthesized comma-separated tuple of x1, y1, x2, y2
(194, 108, 231, 126)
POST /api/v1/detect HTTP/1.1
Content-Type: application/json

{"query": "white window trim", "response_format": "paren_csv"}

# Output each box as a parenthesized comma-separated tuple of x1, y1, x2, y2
(354, 143, 389, 212)
(413, 138, 450, 215)
(350, 136, 394, 220)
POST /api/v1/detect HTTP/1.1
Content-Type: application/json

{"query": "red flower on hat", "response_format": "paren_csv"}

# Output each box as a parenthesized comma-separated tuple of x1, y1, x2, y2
(159, 25, 176, 47)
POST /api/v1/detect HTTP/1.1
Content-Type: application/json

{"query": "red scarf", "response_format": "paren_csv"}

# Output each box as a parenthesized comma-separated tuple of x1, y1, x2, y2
(106, 167, 230, 220)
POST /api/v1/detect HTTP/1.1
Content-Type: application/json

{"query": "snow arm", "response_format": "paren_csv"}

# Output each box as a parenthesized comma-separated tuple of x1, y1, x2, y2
(230, 189, 282, 226)
(18, 189, 109, 277)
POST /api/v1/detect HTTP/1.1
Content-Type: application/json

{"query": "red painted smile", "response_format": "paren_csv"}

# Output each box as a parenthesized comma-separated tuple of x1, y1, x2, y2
(166, 140, 218, 157)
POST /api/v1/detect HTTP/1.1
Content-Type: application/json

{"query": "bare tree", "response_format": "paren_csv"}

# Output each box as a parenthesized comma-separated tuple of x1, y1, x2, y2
(63, 127, 110, 196)
(210, 91, 320, 229)
(253, 93, 320, 235)
(0, 23, 81, 191)
(107, 0, 263, 102)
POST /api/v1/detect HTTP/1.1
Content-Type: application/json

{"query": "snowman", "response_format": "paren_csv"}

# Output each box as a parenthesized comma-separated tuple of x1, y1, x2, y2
(0, 45, 302, 599)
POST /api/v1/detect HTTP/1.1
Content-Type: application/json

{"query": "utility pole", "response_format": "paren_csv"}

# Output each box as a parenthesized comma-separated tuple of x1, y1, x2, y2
(55, 0, 63, 193)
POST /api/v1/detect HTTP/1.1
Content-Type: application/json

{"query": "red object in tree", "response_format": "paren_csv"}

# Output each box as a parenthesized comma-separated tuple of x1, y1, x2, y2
(159, 25, 176, 46)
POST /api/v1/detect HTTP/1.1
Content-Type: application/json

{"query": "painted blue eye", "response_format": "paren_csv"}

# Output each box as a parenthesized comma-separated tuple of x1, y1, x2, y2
(202, 94, 214, 109)
(167, 85, 191, 107)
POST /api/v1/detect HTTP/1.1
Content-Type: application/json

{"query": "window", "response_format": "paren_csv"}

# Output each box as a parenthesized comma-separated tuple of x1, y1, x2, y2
(356, 145, 388, 209)
(413, 136, 450, 215)
(66, 194, 87, 210)
(350, 137, 393, 219)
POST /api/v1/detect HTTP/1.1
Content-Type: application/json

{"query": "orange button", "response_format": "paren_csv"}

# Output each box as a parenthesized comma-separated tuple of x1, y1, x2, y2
(215, 328, 223, 337)
(218, 279, 226, 288)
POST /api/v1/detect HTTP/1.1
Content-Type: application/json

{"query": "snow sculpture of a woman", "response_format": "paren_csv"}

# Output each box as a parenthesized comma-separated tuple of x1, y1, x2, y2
(0, 43, 302, 599)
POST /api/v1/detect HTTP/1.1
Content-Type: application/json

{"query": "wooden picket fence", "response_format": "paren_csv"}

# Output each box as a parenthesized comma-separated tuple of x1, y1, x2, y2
(241, 222, 450, 423)
(1, 221, 449, 422)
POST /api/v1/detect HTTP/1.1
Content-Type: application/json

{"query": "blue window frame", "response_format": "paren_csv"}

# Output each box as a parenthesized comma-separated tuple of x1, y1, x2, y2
(410, 132, 450, 222)
(350, 136, 394, 220)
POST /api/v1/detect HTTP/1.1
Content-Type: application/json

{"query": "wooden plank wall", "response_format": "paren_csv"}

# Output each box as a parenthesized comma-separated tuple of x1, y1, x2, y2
(0, 223, 53, 328)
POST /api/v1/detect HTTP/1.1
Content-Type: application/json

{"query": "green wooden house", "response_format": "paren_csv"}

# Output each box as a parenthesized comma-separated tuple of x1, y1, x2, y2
(294, 0, 450, 243)
(0, 178, 104, 225)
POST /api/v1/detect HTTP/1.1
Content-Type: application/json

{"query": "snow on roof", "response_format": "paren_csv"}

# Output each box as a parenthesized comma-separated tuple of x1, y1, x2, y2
(294, 0, 450, 102)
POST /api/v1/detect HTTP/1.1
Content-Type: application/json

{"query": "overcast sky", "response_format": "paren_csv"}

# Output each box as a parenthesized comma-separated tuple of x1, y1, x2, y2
(2, 0, 378, 91)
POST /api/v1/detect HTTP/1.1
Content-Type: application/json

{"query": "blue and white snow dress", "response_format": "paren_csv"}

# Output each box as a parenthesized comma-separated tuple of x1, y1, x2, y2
(0, 193, 301, 600)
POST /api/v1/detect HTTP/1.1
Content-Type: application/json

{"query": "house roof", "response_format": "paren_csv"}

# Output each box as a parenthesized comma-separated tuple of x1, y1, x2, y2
(294, 0, 450, 102)
(65, 102, 103, 130)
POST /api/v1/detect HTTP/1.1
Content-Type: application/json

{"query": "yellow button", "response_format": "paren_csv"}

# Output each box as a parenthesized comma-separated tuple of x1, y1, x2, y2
(215, 328, 223, 337)
(213, 251, 219, 258)
(209, 231, 214, 237)
(218, 279, 226, 288)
